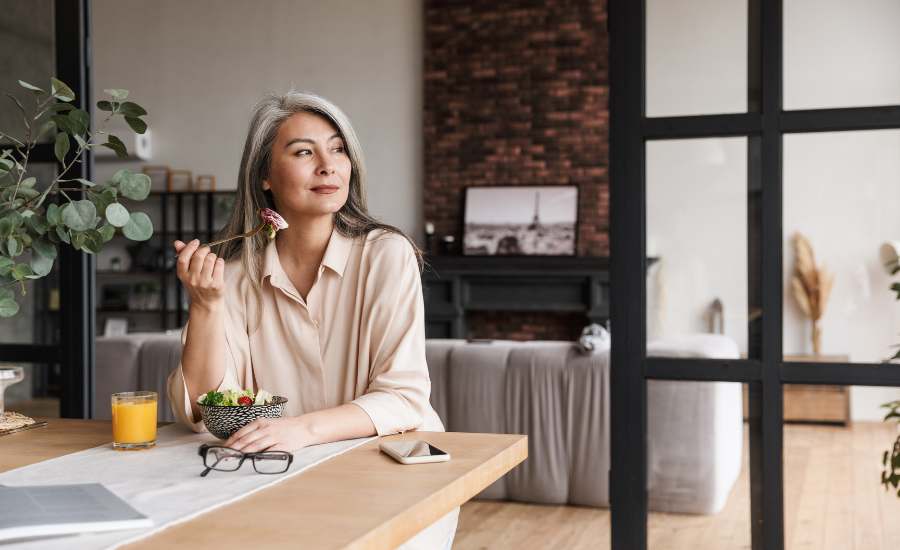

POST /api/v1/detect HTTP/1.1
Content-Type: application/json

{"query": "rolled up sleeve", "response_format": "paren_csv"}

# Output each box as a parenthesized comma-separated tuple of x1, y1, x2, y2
(166, 267, 252, 432)
(351, 237, 431, 436)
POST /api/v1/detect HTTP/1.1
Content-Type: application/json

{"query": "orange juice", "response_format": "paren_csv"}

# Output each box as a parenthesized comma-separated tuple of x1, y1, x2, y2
(111, 391, 157, 449)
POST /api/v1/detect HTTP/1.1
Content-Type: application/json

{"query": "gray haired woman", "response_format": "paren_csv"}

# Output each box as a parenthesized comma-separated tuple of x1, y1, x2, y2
(167, 91, 457, 549)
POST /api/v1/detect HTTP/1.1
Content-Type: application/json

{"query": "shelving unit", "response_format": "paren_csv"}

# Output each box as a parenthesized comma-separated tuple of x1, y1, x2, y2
(94, 190, 235, 334)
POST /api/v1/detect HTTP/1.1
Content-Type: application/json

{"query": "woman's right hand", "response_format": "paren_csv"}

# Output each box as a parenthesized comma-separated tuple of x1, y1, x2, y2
(174, 239, 226, 311)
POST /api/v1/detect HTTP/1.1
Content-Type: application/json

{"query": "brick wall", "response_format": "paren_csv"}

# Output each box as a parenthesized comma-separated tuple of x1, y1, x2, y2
(423, 0, 609, 340)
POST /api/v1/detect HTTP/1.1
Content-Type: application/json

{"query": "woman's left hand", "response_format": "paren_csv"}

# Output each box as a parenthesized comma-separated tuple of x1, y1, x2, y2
(223, 417, 312, 453)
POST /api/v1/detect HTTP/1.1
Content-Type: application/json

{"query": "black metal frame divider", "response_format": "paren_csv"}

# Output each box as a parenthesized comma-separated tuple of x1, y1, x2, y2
(0, 0, 94, 418)
(609, 1, 900, 549)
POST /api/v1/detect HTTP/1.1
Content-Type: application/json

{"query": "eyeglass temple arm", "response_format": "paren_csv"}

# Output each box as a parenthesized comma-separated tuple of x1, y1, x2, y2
(200, 452, 228, 477)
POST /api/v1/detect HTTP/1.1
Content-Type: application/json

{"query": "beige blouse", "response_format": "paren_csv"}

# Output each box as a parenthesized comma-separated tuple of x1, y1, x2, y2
(166, 228, 444, 436)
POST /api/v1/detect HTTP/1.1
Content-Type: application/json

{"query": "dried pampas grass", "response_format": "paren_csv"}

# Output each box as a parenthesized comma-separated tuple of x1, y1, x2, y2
(791, 233, 834, 356)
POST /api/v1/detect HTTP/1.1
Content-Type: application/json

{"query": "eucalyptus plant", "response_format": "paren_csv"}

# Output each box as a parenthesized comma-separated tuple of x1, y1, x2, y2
(881, 258, 900, 494)
(0, 77, 153, 317)
(881, 400, 900, 495)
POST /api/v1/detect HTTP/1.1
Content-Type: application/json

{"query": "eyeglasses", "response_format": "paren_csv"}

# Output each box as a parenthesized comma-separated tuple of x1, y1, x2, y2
(198, 444, 294, 477)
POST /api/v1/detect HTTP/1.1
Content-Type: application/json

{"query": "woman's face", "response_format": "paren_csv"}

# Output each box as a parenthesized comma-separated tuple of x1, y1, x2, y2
(262, 112, 352, 220)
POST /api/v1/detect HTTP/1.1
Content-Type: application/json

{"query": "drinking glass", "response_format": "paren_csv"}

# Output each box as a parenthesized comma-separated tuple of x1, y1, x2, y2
(111, 391, 157, 450)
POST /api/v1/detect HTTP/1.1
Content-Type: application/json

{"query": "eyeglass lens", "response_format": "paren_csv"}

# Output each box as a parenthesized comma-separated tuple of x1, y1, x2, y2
(205, 447, 243, 471)
(253, 452, 291, 474)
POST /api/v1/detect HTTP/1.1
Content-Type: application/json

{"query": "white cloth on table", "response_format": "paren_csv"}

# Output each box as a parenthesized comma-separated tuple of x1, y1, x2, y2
(0, 424, 372, 549)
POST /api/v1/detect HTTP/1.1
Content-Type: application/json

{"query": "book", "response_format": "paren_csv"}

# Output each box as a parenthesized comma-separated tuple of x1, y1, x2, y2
(0, 483, 153, 542)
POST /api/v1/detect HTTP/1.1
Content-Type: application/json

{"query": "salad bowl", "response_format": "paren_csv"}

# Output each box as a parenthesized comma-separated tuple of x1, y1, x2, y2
(197, 389, 288, 440)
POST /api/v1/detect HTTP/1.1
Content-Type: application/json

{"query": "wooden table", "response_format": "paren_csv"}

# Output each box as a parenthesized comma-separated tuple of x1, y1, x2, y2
(0, 419, 528, 549)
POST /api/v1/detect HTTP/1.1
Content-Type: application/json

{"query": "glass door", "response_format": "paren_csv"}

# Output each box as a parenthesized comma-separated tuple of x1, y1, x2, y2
(609, 0, 900, 548)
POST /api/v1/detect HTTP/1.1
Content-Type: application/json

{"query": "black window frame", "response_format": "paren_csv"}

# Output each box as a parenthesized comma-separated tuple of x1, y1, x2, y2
(0, 0, 95, 418)
(609, 1, 900, 549)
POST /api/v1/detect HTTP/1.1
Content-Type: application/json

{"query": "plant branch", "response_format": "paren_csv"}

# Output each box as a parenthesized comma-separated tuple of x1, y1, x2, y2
(48, 111, 115, 194)
(0, 131, 24, 148)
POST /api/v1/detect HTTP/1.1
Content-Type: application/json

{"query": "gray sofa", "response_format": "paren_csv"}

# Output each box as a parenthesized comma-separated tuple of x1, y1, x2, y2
(95, 333, 742, 515)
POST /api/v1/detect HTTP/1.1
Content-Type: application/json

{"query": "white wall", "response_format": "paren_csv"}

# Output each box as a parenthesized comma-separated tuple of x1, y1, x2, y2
(646, 137, 748, 353)
(646, 0, 900, 420)
(784, 130, 900, 420)
(91, 0, 423, 238)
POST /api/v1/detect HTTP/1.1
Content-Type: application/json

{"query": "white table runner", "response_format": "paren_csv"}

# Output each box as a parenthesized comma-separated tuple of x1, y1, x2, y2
(0, 424, 374, 549)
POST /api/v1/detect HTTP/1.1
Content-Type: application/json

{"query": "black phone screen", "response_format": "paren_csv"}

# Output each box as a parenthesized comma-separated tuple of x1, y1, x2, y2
(400, 441, 448, 458)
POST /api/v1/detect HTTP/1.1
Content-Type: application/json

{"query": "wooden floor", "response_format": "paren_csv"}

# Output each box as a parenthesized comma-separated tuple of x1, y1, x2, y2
(454, 422, 900, 550)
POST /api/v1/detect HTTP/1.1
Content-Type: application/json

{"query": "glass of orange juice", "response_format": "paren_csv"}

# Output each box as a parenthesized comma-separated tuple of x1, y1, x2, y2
(111, 391, 157, 450)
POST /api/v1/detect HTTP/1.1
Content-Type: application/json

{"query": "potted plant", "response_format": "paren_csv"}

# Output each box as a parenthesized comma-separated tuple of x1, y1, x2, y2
(0, 77, 154, 317)
(881, 250, 900, 494)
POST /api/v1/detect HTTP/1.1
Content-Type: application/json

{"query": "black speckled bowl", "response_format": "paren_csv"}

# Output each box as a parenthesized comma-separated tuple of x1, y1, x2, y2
(198, 396, 288, 440)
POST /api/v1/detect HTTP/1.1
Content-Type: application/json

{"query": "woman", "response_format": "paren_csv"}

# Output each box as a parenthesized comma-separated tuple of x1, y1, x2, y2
(167, 91, 457, 549)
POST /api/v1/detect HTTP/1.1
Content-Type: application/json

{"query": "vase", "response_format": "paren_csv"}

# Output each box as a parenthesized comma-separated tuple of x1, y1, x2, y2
(0, 366, 24, 417)
(812, 320, 822, 356)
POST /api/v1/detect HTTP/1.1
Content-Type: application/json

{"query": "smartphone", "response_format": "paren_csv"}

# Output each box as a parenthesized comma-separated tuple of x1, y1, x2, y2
(379, 440, 451, 465)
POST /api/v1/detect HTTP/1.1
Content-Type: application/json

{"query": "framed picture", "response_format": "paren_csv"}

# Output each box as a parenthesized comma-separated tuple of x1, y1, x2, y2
(141, 165, 169, 193)
(166, 169, 193, 192)
(463, 185, 578, 256)
(194, 174, 216, 191)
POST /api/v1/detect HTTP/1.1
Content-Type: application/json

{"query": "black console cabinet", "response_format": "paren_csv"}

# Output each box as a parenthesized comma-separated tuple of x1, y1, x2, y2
(422, 255, 610, 339)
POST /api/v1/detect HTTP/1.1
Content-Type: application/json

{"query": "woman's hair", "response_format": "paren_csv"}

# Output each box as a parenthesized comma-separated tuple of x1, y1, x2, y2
(213, 91, 422, 324)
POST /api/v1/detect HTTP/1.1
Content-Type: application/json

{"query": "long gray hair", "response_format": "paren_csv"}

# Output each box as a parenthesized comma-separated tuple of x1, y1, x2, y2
(214, 91, 422, 329)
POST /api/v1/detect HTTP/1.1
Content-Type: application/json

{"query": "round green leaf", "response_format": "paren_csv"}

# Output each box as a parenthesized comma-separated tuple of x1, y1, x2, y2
(102, 135, 127, 159)
(50, 77, 75, 102)
(105, 202, 130, 227)
(46, 203, 61, 226)
(0, 257, 13, 276)
(32, 237, 57, 259)
(104, 89, 129, 101)
(34, 119, 56, 143)
(68, 109, 90, 135)
(15, 188, 39, 201)
(119, 172, 150, 200)
(7, 211, 23, 229)
(11, 263, 33, 280)
(98, 223, 115, 242)
(55, 225, 70, 244)
(110, 169, 128, 184)
(70, 231, 86, 251)
(30, 251, 53, 276)
(119, 102, 147, 117)
(0, 297, 19, 317)
(7, 236, 22, 257)
(88, 190, 112, 217)
(54, 132, 70, 164)
(51, 114, 74, 134)
(25, 216, 46, 236)
(122, 212, 153, 241)
(50, 102, 74, 113)
(125, 116, 147, 134)
(61, 200, 97, 231)
(82, 230, 103, 254)
(18, 80, 45, 94)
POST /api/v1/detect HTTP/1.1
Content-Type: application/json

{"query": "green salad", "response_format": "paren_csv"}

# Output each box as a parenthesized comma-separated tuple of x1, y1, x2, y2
(197, 388, 274, 407)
